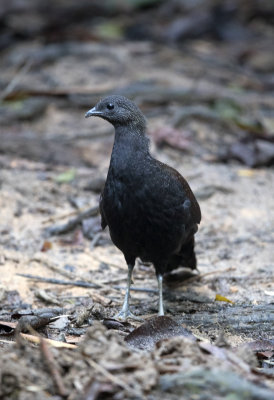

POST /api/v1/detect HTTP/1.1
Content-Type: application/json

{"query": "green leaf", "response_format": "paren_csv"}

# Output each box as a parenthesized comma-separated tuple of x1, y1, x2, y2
(54, 169, 76, 184)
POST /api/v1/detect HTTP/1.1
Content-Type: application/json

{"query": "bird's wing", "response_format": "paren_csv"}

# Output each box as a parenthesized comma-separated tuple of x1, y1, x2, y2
(158, 162, 201, 225)
(176, 171, 201, 224)
(99, 192, 108, 229)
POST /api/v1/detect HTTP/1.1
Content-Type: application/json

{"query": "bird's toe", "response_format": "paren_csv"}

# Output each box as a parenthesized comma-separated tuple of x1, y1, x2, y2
(114, 309, 143, 322)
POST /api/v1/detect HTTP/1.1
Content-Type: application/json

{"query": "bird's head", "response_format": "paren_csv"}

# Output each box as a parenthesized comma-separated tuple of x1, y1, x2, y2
(85, 95, 146, 130)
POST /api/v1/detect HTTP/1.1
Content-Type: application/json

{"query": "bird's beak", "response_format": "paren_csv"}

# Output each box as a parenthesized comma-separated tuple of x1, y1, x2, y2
(85, 107, 103, 118)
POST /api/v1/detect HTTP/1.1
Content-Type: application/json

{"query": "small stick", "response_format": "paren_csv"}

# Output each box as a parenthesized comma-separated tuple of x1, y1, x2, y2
(17, 273, 117, 292)
(17, 273, 101, 288)
(90, 232, 102, 249)
(21, 333, 76, 349)
(40, 338, 69, 398)
(46, 206, 99, 236)
(17, 273, 158, 293)
(42, 209, 86, 225)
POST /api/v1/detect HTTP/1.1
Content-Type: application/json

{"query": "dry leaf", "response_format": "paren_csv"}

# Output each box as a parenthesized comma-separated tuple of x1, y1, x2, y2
(215, 294, 234, 304)
(41, 241, 52, 252)
(125, 316, 195, 351)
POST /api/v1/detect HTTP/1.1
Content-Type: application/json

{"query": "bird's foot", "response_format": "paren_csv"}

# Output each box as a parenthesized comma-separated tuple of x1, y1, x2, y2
(114, 309, 143, 322)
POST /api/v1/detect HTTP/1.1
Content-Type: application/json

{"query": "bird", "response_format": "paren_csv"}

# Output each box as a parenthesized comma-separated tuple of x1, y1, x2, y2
(85, 95, 201, 320)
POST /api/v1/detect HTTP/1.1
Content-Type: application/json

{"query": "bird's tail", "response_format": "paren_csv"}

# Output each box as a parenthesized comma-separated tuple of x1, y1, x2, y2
(166, 236, 197, 271)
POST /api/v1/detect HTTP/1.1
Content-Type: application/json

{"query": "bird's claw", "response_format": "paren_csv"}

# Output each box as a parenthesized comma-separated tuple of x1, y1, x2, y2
(114, 309, 143, 322)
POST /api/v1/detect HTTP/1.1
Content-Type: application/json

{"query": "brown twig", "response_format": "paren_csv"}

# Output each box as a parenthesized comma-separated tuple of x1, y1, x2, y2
(45, 206, 99, 236)
(40, 338, 69, 398)
(42, 209, 85, 225)
(21, 333, 77, 349)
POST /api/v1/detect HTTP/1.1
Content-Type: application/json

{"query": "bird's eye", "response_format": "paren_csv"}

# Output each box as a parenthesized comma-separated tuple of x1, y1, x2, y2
(107, 103, 114, 110)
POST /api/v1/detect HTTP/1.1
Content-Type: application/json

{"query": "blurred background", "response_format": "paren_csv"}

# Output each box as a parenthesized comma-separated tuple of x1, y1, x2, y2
(1, 0, 274, 168)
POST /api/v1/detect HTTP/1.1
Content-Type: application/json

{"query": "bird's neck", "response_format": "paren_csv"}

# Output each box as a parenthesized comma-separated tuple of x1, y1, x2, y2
(109, 125, 150, 173)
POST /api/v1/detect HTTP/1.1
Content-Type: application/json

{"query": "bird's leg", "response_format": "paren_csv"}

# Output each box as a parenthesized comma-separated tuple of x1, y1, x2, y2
(157, 274, 164, 316)
(114, 264, 142, 321)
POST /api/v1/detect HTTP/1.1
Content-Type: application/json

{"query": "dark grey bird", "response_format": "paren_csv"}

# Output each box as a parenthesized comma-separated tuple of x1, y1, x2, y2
(85, 95, 201, 320)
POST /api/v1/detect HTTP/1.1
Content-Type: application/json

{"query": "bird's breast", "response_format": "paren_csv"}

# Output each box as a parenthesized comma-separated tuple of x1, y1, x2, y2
(101, 167, 191, 259)
(102, 170, 140, 224)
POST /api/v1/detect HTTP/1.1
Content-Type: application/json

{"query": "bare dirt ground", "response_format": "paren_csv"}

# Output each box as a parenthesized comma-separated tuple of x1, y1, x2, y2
(0, 1, 274, 399)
